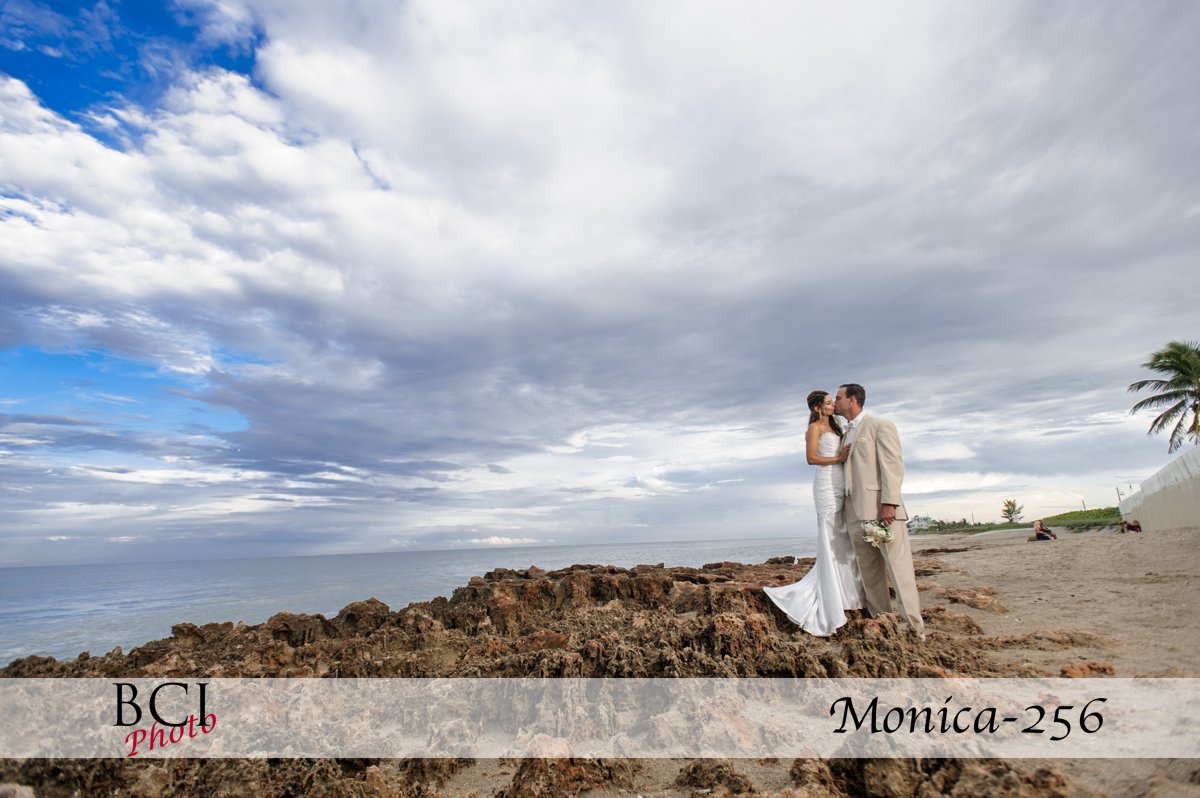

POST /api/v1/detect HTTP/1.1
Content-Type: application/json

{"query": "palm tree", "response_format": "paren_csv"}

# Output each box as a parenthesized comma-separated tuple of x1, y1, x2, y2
(1128, 340, 1200, 453)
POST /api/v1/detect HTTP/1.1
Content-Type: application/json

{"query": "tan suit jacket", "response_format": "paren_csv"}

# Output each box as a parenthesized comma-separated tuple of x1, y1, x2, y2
(845, 414, 907, 522)
(842, 411, 923, 634)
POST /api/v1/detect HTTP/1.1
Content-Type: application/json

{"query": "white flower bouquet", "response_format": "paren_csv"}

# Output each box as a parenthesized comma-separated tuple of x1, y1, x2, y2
(861, 519, 893, 548)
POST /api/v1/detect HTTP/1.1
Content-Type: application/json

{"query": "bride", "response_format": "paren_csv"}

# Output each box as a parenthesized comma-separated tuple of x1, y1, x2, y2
(763, 389, 866, 635)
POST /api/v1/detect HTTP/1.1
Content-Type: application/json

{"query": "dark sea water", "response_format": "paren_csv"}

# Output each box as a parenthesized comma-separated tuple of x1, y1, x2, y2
(0, 536, 810, 665)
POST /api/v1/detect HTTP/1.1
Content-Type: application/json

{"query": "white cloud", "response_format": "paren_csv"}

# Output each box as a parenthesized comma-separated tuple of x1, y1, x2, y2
(466, 536, 543, 546)
(907, 441, 976, 462)
(68, 464, 268, 486)
(0, 1, 1194, 564)
(177, 0, 259, 46)
(27, 502, 155, 522)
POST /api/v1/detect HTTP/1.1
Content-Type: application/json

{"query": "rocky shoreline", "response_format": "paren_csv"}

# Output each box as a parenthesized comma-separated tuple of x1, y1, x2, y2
(4, 556, 1043, 680)
(3, 547, 1131, 797)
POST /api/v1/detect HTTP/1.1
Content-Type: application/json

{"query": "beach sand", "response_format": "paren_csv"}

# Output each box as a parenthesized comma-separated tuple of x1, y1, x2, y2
(914, 525, 1200, 797)
(911, 525, 1199, 678)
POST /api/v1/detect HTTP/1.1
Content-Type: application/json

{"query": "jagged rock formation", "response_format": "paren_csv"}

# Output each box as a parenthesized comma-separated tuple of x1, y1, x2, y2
(1, 557, 1092, 797)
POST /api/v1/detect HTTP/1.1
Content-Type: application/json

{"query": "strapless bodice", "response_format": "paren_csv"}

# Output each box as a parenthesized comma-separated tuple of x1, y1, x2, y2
(817, 431, 841, 458)
(813, 431, 844, 512)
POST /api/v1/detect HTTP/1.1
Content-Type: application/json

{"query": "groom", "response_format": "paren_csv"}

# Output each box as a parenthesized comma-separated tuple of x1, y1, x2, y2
(835, 383, 925, 640)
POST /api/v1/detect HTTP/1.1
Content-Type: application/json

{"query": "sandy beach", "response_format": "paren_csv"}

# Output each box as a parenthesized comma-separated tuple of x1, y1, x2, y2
(912, 525, 1199, 678)
(906, 525, 1200, 798)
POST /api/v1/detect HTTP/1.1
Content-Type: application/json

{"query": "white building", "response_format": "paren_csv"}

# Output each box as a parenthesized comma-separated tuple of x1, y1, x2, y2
(907, 515, 934, 532)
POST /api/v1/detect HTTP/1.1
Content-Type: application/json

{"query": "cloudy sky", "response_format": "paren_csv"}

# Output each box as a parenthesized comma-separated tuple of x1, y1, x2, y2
(0, 1, 1195, 567)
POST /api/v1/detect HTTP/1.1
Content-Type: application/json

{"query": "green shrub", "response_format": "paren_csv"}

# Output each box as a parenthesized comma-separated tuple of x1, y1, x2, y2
(1042, 507, 1121, 525)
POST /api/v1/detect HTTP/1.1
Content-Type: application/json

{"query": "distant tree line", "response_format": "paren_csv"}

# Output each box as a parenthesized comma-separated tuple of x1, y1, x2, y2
(918, 506, 1119, 535)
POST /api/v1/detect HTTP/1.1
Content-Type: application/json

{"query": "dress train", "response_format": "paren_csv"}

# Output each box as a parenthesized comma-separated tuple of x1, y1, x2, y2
(763, 431, 866, 636)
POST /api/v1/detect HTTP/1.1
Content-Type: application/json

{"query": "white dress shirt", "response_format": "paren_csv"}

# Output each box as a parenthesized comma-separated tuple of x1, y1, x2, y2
(844, 410, 869, 445)
(842, 411, 869, 495)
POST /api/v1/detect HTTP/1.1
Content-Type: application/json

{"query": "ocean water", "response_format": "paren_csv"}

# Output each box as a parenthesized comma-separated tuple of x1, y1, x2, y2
(0, 536, 810, 666)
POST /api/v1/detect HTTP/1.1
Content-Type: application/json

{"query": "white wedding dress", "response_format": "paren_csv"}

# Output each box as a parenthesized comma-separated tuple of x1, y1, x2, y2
(763, 431, 866, 636)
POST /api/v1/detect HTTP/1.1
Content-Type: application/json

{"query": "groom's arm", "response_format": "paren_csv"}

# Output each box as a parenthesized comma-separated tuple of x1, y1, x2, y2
(876, 420, 905, 512)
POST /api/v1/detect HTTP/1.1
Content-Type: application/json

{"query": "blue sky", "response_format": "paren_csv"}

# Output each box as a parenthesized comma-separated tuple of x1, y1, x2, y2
(1, 1, 256, 122)
(1, 1, 1196, 566)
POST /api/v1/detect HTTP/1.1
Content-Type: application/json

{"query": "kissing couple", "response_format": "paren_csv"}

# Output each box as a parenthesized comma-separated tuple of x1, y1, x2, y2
(763, 384, 925, 641)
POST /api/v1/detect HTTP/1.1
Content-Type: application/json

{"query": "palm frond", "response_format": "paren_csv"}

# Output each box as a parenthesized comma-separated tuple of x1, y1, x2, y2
(1168, 415, 1188, 453)
(1130, 340, 1200, 452)
(1127, 379, 1174, 393)
(1148, 402, 1187, 435)
(1130, 392, 1190, 413)
(1143, 344, 1200, 379)
(1146, 361, 1200, 377)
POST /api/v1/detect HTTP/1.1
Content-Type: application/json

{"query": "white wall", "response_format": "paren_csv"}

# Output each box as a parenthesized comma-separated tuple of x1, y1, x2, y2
(1119, 445, 1200, 531)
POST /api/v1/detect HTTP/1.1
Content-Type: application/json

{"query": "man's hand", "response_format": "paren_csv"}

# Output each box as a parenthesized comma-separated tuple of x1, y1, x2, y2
(881, 504, 897, 525)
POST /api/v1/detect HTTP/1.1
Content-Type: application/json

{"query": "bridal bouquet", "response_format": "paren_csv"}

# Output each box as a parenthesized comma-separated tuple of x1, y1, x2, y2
(861, 519, 893, 548)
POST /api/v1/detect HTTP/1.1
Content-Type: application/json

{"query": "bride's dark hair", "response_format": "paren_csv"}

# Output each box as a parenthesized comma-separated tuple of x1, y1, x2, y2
(807, 390, 843, 437)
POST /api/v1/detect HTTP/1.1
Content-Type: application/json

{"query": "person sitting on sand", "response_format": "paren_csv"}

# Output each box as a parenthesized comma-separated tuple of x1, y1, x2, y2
(1122, 519, 1142, 533)
(1031, 520, 1056, 541)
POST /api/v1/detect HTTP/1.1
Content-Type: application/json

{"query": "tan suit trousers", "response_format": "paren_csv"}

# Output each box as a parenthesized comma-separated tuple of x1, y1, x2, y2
(844, 501, 924, 634)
